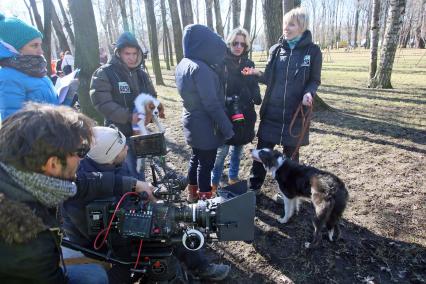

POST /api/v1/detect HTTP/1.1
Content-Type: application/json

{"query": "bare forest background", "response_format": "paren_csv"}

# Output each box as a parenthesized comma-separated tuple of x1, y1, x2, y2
(1, 0, 425, 120)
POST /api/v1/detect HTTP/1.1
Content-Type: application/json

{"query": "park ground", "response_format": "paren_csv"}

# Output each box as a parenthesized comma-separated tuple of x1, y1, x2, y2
(147, 49, 425, 283)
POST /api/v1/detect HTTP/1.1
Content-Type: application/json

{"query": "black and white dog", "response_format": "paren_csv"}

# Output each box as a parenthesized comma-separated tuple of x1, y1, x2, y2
(250, 148, 349, 248)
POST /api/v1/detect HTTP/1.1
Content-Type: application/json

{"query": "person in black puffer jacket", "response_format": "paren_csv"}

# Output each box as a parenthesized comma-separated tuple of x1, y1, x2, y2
(211, 27, 261, 192)
(243, 8, 322, 197)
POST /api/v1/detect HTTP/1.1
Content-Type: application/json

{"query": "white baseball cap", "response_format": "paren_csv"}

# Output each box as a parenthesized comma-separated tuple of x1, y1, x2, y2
(87, 126, 126, 164)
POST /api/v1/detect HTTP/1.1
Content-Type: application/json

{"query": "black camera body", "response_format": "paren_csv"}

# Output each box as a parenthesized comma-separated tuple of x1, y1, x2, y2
(226, 95, 245, 123)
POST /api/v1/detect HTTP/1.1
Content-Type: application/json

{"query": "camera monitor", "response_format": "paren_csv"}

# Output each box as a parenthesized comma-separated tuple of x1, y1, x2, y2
(130, 133, 167, 158)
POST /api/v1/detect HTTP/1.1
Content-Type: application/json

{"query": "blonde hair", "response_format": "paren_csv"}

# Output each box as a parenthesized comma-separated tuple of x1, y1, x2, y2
(283, 7, 309, 33)
(226, 27, 251, 51)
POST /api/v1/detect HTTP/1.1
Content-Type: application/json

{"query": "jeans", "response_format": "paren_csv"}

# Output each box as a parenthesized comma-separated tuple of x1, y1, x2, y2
(66, 263, 108, 284)
(188, 147, 217, 193)
(248, 138, 299, 190)
(123, 140, 145, 181)
(211, 144, 243, 185)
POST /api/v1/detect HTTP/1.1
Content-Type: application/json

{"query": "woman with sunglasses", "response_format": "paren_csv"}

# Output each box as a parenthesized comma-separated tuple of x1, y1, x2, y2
(211, 27, 261, 192)
(244, 8, 322, 199)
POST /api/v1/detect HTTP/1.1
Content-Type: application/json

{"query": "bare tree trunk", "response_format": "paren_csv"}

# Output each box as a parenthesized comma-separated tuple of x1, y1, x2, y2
(365, 0, 372, 49)
(160, 0, 171, 70)
(69, 0, 102, 123)
(232, 0, 241, 29)
(166, 29, 174, 66)
(213, 0, 224, 37)
(415, 4, 425, 48)
(283, 0, 294, 15)
(118, 0, 130, 32)
(51, 5, 71, 52)
(369, 0, 381, 82)
(380, 0, 390, 48)
(129, 0, 135, 34)
(29, 0, 44, 32)
(370, 0, 406, 89)
(354, 0, 360, 47)
(262, 0, 282, 50)
(23, 0, 36, 26)
(97, 0, 113, 53)
(144, 0, 165, 85)
(179, 0, 194, 28)
(42, 0, 52, 75)
(57, 0, 75, 46)
(168, 0, 184, 62)
(243, 0, 253, 34)
(205, 0, 214, 30)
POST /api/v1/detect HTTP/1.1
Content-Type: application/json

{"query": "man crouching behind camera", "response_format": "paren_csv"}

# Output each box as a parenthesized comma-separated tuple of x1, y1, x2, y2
(0, 103, 108, 283)
(61, 126, 230, 283)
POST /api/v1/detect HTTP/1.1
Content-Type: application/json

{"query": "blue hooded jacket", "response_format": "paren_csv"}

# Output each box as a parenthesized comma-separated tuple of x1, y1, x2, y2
(0, 42, 58, 120)
(175, 25, 233, 150)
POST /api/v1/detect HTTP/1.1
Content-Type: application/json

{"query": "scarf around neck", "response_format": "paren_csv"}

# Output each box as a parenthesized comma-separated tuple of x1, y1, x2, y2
(0, 162, 77, 208)
(0, 54, 47, 78)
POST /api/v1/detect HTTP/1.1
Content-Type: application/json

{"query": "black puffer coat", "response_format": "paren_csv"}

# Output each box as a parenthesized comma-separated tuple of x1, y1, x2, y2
(222, 50, 261, 146)
(0, 167, 66, 284)
(257, 30, 322, 146)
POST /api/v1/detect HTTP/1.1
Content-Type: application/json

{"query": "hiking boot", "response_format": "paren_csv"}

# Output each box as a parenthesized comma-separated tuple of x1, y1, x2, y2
(187, 184, 198, 203)
(273, 193, 284, 205)
(197, 263, 230, 281)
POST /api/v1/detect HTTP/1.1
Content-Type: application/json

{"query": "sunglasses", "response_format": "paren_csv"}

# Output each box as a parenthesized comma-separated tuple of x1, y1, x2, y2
(74, 143, 90, 158)
(232, 41, 247, 48)
(105, 129, 124, 155)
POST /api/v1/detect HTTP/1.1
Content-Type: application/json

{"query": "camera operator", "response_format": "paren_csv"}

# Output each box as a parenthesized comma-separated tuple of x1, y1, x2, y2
(0, 103, 108, 283)
(61, 126, 230, 283)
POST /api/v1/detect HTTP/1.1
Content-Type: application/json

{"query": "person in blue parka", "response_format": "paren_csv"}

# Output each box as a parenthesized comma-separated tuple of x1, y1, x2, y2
(175, 24, 234, 202)
(0, 13, 58, 121)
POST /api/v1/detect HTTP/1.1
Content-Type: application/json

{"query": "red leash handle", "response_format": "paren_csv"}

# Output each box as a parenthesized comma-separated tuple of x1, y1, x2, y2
(288, 103, 313, 161)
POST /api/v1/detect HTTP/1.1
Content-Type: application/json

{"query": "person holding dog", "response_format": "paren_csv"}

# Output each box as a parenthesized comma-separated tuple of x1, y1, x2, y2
(90, 31, 157, 181)
(61, 126, 230, 283)
(175, 24, 234, 202)
(0, 103, 108, 283)
(244, 8, 322, 199)
(0, 13, 58, 120)
(210, 27, 262, 192)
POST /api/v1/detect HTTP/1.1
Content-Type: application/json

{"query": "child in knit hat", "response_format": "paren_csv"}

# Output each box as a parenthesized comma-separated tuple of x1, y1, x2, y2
(0, 12, 58, 120)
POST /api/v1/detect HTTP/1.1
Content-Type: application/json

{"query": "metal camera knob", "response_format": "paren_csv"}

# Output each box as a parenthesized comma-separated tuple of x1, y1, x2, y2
(182, 229, 204, 251)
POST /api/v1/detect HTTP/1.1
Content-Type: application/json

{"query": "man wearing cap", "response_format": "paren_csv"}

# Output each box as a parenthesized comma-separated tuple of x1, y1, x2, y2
(61, 126, 155, 247)
(90, 31, 157, 180)
(0, 13, 58, 120)
(61, 126, 231, 283)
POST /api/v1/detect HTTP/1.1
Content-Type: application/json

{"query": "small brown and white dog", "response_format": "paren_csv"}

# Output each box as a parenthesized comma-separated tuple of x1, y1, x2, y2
(134, 93, 165, 135)
(250, 148, 349, 248)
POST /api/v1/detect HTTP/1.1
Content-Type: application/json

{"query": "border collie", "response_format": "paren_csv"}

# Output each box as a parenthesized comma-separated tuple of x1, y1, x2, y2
(250, 148, 349, 248)
(134, 93, 165, 135)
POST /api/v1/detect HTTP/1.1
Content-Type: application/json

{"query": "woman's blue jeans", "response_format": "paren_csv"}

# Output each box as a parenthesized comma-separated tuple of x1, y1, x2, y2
(211, 144, 243, 186)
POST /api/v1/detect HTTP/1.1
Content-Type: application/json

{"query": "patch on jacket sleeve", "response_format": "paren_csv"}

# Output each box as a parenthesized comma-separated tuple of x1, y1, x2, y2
(0, 193, 46, 244)
(118, 82, 131, 94)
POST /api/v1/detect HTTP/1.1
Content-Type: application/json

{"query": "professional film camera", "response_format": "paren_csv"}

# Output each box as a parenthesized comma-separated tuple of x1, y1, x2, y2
(62, 133, 255, 283)
(226, 95, 245, 123)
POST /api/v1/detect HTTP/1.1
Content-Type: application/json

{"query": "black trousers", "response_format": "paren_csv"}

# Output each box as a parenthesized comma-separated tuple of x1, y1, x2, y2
(248, 138, 299, 191)
(188, 147, 217, 193)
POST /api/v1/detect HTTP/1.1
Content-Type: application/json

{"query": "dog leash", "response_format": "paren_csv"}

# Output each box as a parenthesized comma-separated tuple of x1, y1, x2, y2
(288, 103, 313, 161)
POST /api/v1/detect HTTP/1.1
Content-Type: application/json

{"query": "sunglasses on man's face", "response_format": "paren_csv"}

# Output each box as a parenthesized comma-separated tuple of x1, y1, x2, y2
(232, 41, 247, 48)
(74, 144, 91, 158)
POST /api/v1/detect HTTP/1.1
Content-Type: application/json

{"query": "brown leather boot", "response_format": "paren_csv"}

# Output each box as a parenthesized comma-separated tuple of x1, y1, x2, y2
(198, 191, 213, 200)
(187, 184, 199, 203)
